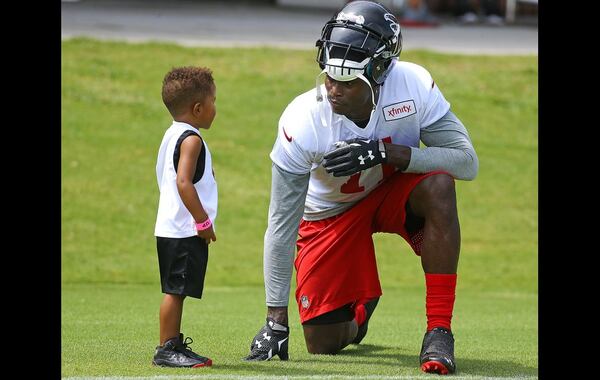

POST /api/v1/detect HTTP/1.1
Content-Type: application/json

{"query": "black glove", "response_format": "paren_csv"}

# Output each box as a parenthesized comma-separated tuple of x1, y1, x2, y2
(243, 318, 289, 361)
(323, 138, 387, 177)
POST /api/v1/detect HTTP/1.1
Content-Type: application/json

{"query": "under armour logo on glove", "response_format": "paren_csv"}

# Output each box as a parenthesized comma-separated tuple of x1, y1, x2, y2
(358, 151, 376, 165)
(323, 138, 387, 177)
(254, 331, 272, 348)
(244, 318, 289, 361)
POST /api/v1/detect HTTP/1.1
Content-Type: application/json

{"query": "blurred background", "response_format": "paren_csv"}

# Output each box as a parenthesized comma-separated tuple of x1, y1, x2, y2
(277, 0, 538, 26)
(61, 0, 538, 55)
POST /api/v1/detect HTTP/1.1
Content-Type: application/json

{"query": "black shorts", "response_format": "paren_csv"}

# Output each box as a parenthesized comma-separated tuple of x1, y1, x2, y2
(156, 236, 208, 299)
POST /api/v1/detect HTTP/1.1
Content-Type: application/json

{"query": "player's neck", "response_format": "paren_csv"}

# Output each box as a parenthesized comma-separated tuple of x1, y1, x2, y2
(346, 83, 380, 128)
(349, 116, 370, 129)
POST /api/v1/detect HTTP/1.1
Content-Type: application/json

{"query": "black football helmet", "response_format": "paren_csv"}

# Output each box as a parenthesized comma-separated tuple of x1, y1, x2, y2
(316, 0, 402, 85)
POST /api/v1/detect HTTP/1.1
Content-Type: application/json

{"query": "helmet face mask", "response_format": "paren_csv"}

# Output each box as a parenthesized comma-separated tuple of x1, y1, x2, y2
(316, 1, 402, 85)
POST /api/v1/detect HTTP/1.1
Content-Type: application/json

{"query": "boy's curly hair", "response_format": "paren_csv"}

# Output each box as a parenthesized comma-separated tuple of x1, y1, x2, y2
(162, 66, 214, 117)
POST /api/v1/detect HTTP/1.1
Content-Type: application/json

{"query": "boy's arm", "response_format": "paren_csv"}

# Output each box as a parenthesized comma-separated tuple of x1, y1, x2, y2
(176, 135, 217, 244)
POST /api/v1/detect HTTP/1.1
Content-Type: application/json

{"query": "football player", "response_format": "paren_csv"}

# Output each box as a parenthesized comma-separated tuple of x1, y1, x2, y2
(244, 1, 478, 375)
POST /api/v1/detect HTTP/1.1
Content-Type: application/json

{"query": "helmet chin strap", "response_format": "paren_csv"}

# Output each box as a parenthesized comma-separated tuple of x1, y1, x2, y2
(315, 68, 377, 110)
(315, 69, 327, 102)
(355, 72, 377, 111)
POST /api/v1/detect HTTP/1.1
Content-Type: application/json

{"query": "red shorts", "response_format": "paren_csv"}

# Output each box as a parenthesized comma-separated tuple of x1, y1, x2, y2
(294, 170, 448, 323)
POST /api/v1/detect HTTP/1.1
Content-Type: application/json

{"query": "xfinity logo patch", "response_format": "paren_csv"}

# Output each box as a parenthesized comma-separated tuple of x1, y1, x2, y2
(383, 100, 416, 121)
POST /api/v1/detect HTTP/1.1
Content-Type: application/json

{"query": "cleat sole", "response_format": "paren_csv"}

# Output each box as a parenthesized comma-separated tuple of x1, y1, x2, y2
(421, 360, 449, 375)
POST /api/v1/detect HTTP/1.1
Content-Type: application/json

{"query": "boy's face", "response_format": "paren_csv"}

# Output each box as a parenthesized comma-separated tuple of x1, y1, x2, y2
(195, 86, 217, 129)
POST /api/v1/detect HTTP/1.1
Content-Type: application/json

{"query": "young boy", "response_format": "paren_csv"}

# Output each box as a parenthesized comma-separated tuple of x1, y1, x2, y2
(152, 66, 218, 368)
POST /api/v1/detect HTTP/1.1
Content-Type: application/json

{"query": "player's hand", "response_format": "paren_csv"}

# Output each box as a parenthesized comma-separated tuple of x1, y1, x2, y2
(197, 226, 216, 245)
(323, 138, 387, 177)
(243, 318, 289, 361)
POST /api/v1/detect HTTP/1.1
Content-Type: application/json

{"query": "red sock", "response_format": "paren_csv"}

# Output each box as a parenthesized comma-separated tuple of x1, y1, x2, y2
(354, 304, 367, 326)
(425, 273, 457, 331)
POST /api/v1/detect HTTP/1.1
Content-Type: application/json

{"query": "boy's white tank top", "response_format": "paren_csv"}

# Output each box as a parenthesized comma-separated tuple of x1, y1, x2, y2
(154, 121, 218, 238)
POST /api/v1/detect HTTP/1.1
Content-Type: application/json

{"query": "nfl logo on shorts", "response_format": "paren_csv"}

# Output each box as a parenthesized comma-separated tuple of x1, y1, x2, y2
(301, 295, 310, 309)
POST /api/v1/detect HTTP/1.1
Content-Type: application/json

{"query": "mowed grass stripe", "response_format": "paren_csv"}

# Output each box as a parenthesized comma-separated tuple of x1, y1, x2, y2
(63, 376, 539, 380)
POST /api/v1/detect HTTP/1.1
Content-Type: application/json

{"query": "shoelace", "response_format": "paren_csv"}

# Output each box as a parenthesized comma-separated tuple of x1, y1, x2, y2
(182, 336, 194, 350)
(183, 336, 194, 346)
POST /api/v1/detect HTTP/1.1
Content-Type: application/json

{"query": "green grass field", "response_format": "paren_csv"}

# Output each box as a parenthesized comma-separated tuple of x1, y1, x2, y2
(61, 38, 538, 379)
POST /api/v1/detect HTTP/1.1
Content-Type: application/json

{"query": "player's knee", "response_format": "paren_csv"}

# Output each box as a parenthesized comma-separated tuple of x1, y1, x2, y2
(411, 174, 457, 220)
(424, 173, 455, 194)
(421, 174, 456, 206)
(305, 339, 342, 355)
(302, 321, 351, 355)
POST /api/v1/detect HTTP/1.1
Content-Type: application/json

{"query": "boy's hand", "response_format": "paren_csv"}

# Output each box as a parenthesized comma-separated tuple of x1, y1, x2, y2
(197, 226, 216, 245)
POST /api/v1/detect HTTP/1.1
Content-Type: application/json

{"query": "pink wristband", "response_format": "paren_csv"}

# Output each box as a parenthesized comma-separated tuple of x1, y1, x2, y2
(195, 219, 212, 231)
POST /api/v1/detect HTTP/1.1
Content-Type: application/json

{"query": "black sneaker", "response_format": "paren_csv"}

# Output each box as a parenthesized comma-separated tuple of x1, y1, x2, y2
(419, 327, 456, 374)
(152, 334, 212, 368)
(244, 318, 289, 361)
(352, 297, 379, 344)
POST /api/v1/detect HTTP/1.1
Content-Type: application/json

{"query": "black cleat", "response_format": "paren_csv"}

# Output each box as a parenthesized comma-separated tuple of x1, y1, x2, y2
(419, 327, 456, 374)
(152, 333, 212, 368)
(352, 297, 380, 344)
(244, 318, 289, 361)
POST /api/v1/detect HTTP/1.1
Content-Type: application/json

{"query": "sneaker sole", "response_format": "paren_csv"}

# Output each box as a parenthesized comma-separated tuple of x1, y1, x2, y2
(421, 360, 451, 375)
(152, 359, 212, 368)
(192, 359, 212, 367)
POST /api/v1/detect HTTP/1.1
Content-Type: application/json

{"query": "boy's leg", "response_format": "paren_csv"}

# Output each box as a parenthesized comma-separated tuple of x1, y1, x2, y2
(159, 294, 185, 344)
(154, 292, 212, 368)
(154, 237, 212, 367)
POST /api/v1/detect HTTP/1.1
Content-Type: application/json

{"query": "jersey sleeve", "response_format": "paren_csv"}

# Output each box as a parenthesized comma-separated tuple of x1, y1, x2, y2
(407, 62, 451, 128)
(264, 164, 310, 306)
(406, 110, 479, 180)
(269, 97, 319, 175)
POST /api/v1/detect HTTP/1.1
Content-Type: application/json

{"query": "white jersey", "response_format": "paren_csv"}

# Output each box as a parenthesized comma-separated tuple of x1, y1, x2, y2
(154, 121, 218, 238)
(270, 60, 450, 218)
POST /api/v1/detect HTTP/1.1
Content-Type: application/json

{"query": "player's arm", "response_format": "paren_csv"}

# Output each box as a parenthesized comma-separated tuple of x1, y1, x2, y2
(244, 163, 309, 361)
(264, 163, 310, 320)
(323, 111, 478, 181)
(387, 110, 479, 180)
(176, 135, 216, 244)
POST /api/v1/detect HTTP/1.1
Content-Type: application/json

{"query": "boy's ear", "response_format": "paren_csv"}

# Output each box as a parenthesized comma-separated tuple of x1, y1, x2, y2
(192, 101, 203, 115)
